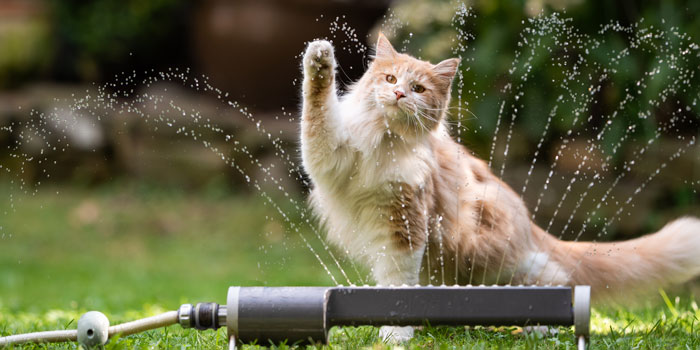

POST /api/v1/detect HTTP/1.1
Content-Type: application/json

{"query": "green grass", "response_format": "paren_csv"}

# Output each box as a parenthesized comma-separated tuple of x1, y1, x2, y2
(0, 183, 346, 313)
(1, 184, 699, 349)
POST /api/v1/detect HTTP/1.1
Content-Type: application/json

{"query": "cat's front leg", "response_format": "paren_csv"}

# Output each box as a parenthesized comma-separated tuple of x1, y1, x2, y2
(300, 40, 341, 174)
(372, 245, 425, 286)
(373, 243, 426, 343)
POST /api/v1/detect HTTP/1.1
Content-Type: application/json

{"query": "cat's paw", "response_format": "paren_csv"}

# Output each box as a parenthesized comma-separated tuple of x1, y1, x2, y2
(379, 325, 414, 343)
(303, 40, 335, 85)
(523, 325, 559, 336)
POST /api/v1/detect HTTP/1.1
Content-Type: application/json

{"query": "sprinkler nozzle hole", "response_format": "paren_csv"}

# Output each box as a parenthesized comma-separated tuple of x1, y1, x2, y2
(87, 329, 94, 338)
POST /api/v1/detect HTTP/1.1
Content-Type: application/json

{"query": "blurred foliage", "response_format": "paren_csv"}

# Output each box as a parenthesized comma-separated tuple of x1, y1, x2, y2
(0, 16, 52, 89)
(0, 0, 189, 86)
(48, 0, 190, 81)
(387, 0, 700, 161)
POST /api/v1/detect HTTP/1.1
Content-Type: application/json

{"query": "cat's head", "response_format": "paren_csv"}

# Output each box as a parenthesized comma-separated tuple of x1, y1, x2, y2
(363, 33, 460, 137)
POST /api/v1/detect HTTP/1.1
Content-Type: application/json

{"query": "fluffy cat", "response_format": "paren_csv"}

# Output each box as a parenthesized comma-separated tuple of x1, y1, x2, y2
(300, 33, 700, 339)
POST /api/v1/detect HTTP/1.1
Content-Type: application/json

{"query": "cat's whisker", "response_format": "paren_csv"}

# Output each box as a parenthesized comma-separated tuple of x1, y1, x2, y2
(336, 64, 355, 92)
(410, 106, 472, 129)
(418, 110, 461, 130)
(408, 113, 419, 134)
(423, 105, 479, 120)
(411, 113, 427, 133)
(411, 108, 434, 134)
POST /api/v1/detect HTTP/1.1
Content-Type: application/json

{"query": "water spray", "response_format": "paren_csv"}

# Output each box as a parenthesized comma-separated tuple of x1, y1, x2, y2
(0, 285, 590, 349)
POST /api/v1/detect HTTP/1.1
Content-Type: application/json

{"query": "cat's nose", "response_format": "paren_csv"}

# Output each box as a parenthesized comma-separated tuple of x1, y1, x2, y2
(394, 90, 405, 100)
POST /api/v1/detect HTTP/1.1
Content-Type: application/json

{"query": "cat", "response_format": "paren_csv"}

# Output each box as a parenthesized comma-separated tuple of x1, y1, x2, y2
(300, 33, 700, 341)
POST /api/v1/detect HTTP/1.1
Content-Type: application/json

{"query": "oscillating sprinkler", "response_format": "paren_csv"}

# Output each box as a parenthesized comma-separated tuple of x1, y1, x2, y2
(0, 285, 591, 350)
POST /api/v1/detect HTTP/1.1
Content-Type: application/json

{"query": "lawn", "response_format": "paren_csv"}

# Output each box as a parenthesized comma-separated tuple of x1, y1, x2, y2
(1, 184, 698, 349)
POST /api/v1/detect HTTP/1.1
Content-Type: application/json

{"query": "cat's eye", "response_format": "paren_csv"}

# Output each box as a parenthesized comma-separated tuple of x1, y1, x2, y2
(386, 74, 397, 84)
(411, 84, 426, 93)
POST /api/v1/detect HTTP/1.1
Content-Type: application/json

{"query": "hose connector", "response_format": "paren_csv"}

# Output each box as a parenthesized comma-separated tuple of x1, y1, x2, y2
(178, 303, 226, 330)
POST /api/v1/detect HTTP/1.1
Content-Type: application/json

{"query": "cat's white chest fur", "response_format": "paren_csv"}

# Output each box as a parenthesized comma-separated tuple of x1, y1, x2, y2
(307, 92, 435, 185)
(305, 99, 436, 279)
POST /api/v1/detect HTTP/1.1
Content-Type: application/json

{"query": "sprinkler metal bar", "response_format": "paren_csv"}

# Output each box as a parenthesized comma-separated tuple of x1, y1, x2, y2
(327, 286, 574, 326)
(225, 285, 590, 349)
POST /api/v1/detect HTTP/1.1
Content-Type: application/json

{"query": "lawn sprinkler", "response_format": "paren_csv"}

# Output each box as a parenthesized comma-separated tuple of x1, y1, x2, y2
(0, 285, 591, 349)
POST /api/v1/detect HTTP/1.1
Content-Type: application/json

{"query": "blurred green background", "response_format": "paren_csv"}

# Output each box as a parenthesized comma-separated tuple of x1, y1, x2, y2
(0, 0, 699, 314)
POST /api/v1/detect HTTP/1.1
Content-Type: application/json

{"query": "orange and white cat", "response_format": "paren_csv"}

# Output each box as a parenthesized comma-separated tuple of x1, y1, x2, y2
(300, 33, 700, 339)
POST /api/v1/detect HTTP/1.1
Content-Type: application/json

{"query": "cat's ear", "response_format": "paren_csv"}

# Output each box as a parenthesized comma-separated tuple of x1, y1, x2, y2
(433, 58, 461, 84)
(375, 32, 398, 59)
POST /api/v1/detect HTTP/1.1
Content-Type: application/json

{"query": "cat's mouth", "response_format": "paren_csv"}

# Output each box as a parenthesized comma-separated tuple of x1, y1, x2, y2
(383, 103, 408, 120)
(375, 94, 419, 127)
(377, 96, 408, 113)
(377, 99, 402, 114)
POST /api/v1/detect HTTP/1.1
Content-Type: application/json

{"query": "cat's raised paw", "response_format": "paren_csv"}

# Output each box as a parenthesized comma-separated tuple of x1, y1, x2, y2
(303, 40, 335, 79)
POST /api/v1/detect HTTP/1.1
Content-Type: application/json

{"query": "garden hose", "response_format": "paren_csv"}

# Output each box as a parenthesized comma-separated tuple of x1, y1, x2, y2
(0, 329, 78, 346)
(0, 310, 182, 348)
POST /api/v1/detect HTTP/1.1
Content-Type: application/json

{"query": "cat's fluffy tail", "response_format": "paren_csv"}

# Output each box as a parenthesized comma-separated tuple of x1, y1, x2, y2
(537, 217, 700, 298)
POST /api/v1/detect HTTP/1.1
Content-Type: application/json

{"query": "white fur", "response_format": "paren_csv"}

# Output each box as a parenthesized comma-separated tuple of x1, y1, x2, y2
(379, 325, 415, 343)
(517, 251, 570, 285)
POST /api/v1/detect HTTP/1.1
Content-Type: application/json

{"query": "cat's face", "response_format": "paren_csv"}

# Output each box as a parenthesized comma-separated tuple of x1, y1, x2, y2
(364, 34, 460, 137)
